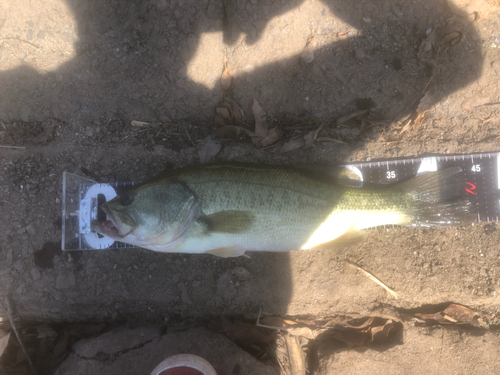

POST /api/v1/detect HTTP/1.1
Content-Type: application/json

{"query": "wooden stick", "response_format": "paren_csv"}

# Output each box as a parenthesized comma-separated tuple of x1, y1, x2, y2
(346, 260, 400, 299)
(0, 37, 40, 49)
(4, 297, 37, 374)
(0, 145, 26, 150)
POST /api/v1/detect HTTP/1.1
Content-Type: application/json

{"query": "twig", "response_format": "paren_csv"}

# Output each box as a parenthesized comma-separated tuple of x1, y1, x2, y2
(255, 308, 292, 331)
(5, 297, 37, 374)
(116, 135, 129, 144)
(155, 125, 164, 138)
(0, 37, 40, 49)
(285, 332, 307, 375)
(184, 127, 198, 148)
(268, 342, 286, 373)
(0, 145, 26, 149)
(346, 260, 400, 299)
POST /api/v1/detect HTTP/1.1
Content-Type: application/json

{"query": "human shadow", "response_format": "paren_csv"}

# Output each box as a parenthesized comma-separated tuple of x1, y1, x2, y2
(0, 0, 482, 325)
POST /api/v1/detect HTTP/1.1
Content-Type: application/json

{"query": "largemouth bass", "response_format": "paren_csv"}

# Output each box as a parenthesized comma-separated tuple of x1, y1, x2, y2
(95, 163, 473, 257)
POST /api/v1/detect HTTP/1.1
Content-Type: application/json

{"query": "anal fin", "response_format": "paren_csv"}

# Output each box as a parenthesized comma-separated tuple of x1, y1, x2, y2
(311, 227, 366, 249)
(207, 247, 247, 258)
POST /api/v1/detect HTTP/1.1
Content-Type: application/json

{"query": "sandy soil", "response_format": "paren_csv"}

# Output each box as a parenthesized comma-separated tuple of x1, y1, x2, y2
(1, 0, 500, 373)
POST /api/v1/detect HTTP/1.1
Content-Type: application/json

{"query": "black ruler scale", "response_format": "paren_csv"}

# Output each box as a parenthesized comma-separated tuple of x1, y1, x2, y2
(61, 152, 500, 250)
(347, 152, 500, 223)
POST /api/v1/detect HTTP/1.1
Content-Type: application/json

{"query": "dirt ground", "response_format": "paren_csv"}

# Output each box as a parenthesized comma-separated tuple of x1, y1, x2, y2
(1, 0, 500, 373)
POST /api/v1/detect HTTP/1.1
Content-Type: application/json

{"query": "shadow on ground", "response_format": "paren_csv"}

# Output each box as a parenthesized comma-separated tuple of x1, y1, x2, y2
(0, 0, 483, 331)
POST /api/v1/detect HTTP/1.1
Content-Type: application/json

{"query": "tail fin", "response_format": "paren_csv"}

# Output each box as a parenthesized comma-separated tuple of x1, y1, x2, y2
(398, 167, 476, 226)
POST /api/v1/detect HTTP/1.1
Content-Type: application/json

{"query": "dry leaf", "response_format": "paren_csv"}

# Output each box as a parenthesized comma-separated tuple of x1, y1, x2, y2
(288, 326, 323, 340)
(215, 101, 244, 127)
(214, 115, 226, 127)
(221, 56, 234, 90)
(294, 318, 317, 326)
(259, 315, 398, 348)
(198, 136, 221, 163)
(37, 323, 57, 339)
(360, 117, 391, 133)
(222, 317, 274, 345)
(322, 317, 396, 347)
(259, 317, 300, 328)
(300, 36, 316, 64)
(0, 330, 10, 358)
(336, 109, 368, 125)
(316, 137, 345, 144)
(399, 118, 413, 135)
(322, 329, 369, 347)
(302, 123, 325, 148)
(226, 101, 243, 123)
(415, 304, 478, 325)
(345, 317, 377, 330)
(215, 125, 253, 141)
(252, 99, 268, 138)
(303, 130, 317, 147)
(259, 317, 288, 327)
(442, 304, 477, 324)
(281, 138, 305, 153)
(337, 31, 348, 38)
(260, 127, 283, 147)
(216, 106, 232, 121)
(418, 28, 438, 62)
(370, 320, 395, 344)
(441, 32, 462, 47)
(413, 91, 434, 129)
(131, 120, 150, 128)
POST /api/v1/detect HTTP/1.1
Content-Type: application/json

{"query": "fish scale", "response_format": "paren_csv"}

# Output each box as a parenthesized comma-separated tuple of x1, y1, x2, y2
(61, 152, 499, 251)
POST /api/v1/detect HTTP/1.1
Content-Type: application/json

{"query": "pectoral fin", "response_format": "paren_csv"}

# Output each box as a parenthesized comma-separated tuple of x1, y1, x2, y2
(312, 227, 366, 249)
(207, 247, 247, 258)
(202, 211, 254, 233)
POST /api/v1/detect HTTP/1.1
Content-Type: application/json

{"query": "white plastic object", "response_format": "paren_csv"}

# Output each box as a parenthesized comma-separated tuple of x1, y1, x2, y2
(61, 172, 117, 250)
(150, 354, 217, 375)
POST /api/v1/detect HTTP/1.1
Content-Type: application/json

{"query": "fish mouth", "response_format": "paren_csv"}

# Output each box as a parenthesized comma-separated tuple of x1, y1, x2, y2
(99, 220, 122, 237)
(98, 205, 133, 239)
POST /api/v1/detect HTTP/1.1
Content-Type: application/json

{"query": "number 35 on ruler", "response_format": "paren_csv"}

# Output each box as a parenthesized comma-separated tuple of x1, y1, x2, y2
(386, 171, 396, 179)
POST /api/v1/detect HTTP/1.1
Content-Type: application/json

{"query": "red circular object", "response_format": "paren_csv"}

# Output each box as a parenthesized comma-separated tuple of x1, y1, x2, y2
(158, 367, 203, 375)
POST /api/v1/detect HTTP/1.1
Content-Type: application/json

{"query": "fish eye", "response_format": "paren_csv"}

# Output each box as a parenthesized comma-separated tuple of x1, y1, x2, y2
(120, 194, 134, 206)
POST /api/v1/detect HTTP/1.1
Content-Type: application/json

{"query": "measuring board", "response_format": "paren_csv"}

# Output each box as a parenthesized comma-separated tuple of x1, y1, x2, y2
(61, 152, 500, 251)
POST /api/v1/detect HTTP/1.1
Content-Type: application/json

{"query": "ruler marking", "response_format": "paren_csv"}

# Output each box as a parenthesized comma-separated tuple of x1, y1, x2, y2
(497, 154, 500, 191)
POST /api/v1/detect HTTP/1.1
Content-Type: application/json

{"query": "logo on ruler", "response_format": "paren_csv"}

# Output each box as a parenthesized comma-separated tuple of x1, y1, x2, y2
(465, 182, 477, 195)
